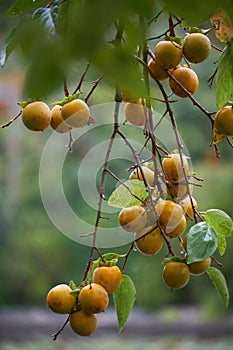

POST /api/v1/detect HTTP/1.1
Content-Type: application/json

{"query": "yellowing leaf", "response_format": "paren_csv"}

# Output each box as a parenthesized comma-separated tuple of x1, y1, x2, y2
(210, 9, 233, 43)
(108, 179, 148, 208)
(212, 124, 227, 144)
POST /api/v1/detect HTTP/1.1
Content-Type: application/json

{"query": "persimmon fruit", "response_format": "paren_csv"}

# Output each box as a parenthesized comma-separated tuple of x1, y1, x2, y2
(78, 283, 109, 314)
(93, 266, 122, 294)
(50, 105, 71, 133)
(135, 226, 163, 255)
(118, 205, 147, 232)
(154, 40, 182, 69)
(61, 98, 90, 128)
(148, 58, 169, 81)
(188, 258, 211, 275)
(22, 101, 51, 131)
(214, 106, 233, 136)
(181, 196, 198, 220)
(162, 153, 189, 184)
(129, 165, 155, 186)
(124, 101, 146, 126)
(69, 310, 97, 336)
(163, 261, 190, 289)
(46, 284, 76, 314)
(169, 67, 199, 98)
(155, 199, 186, 237)
(183, 33, 211, 63)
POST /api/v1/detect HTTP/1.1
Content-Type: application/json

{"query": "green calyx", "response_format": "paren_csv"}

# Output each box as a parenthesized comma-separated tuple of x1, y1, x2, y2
(52, 93, 80, 107)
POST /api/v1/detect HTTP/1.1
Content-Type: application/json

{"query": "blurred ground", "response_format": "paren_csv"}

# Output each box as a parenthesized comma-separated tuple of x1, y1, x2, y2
(1, 306, 233, 344)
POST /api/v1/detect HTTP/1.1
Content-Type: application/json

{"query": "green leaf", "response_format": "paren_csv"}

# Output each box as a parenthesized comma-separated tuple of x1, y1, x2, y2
(0, 27, 17, 67)
(32, 0, 60, 35)
(216, 44, 233, 109)
(108, 179, 148, 208)
(113, 275, 136, 333)
(0, 15, 31, 66)
(202, 209, 233, 256)
(163, 0, 227, 26)
(187, 222, 218, 263)
(5, 0, 49, 16)
(206, 267, 229, 307)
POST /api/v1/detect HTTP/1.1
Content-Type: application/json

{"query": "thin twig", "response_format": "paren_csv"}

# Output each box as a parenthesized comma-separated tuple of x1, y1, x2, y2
(0, 111, 22, 129)
(84, 76, 103, 103)
(52, 315, 70, 341)
(72, 62, 91, 95)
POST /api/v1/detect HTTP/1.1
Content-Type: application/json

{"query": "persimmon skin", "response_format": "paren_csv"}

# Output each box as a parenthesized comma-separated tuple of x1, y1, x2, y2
(69, 310, 97, 336)
(50, 105, 71, 133)
(46, 284, 76, 314)
(148, 58, 169, 81)
(166, 215, 187, 238)
(214, 106, 233, 136)
(93, 266, 122, 294)
(188, 258, 211, 275)
(129, 165, 155, 186)
(135, 226, 163, 255)
(78, 283, 109, 314)
(124, 101, 146, 126)
(22, 101, 51, 131)
(183, 33, 211, 63)
(181, 196, 198, 220)
(61, 99, 90, 128)
(118, 205, 147, 232)
(169, 67, 199, 98)
(166, 182, 191, 200)
(163, 261, 190, 289)
(155, 199, 186, 237)
(162, 153, 189, 184)
(155, 40, 182, 69)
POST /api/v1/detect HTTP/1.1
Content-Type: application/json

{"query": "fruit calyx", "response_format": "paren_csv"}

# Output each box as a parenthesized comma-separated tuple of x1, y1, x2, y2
(164, 35, 183, 46)
(52, 93, 80, 107)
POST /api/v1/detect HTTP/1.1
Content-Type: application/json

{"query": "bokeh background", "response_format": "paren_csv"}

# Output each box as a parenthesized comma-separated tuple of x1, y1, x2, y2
(0, 1, 233, 349)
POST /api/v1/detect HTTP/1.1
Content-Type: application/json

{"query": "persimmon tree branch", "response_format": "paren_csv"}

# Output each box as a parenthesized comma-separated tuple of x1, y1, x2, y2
(0, 111, 22, 129)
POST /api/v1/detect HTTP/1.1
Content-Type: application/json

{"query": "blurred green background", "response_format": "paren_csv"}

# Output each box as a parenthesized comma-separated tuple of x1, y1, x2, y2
(0, 1, 233, 349)
(0, 48, 232, 316)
